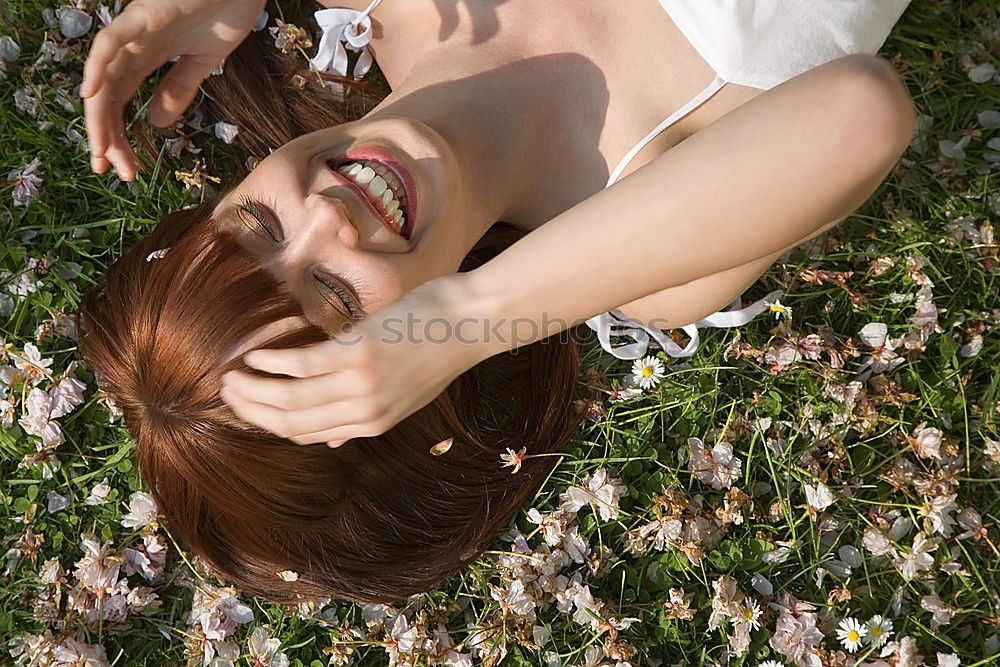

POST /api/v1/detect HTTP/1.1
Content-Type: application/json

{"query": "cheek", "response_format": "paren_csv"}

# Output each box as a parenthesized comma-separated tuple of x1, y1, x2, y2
(358, 260, 417, 311)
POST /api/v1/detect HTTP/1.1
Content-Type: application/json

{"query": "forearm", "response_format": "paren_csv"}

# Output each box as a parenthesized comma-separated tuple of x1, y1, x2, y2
(455, 56, 915, 359)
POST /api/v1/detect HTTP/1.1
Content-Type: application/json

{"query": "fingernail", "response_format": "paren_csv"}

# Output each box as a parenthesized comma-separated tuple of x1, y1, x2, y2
(78, 84, 90, 98)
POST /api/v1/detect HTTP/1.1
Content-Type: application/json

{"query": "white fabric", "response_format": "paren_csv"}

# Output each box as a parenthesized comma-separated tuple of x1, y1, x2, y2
(657, 0, 912, 91)
(585, 0, 910, 361)
(308, 0, 383, 91)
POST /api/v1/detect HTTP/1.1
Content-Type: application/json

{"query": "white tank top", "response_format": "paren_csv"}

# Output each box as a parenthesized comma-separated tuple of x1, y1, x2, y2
(306, 0, 912, 360)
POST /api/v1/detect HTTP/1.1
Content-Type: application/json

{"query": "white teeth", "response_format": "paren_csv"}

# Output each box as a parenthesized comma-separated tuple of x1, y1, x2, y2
(368, 175, 388, 196)
(335, 159, 410, 236)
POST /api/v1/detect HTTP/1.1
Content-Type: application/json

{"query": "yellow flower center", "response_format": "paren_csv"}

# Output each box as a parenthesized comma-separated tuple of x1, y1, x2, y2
(742, 608, 754, 619)
(848, 631, 860, 642)
(871, 626, 883, 637)
(642, 367, 653, 377)
(768, 304, 786, 312)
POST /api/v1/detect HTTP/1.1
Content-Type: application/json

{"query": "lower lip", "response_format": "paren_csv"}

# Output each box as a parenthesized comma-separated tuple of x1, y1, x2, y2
(327, 146, 417, 240)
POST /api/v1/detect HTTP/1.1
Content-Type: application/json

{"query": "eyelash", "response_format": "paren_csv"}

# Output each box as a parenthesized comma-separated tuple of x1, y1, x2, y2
(237, 193, 367, 320)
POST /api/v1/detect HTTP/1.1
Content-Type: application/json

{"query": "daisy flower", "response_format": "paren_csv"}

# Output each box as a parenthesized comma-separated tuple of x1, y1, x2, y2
(759, 661, 784, 667)
(865, 615, 893, 647)
(836, 616, 867, 653)
(735, 598, 762, 631)
(764, 298, 792, 320)
(630, 355, 664, 389)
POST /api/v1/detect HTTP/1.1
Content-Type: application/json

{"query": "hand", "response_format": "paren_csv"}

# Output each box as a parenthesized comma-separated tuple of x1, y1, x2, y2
(218, 275, 494, 447)
(80, 0, 268, 181)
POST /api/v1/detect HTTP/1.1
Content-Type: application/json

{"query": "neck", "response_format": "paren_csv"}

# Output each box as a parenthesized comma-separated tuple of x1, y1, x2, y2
(321, 1, 607, 239)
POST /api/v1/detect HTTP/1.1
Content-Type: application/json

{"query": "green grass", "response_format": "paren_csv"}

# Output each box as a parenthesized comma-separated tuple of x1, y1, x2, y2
(1, 1, 998, 665)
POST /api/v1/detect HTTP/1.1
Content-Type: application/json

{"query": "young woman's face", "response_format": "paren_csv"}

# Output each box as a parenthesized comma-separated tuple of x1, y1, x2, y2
(211, 115, 488, 333)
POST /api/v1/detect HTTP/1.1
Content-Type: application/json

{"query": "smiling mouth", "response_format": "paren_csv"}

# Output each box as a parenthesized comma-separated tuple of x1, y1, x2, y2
(326, 155, 414, 240)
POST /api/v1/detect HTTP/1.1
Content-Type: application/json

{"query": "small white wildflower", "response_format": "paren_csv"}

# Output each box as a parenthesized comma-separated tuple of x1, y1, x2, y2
(909, 422, 943, 460)
(759, 661, 784, 667)
(561, 468, 628, 521)
(630, 355, 664, 389)
(248, 624, 289, 667)
(803, 481, 835, 512)
(7, 156, 43, 206)
(500, 446, 527, 474)
(735, 598, 762, 631)
(836, 616, 867, 653)
(865, 615, 893, 647)
(921, 494, 958, 536)
(895, 532, 936, 581)
(688, 437, 742, 490)
(608, 386, 643, 403)
(85, 477, 112, 505)
(764, 298, 792, 320)
(120, 490, 160, 529)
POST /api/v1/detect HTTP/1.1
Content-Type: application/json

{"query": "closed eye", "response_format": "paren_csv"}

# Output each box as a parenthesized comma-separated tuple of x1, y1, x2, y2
(234, 194, 367, 320)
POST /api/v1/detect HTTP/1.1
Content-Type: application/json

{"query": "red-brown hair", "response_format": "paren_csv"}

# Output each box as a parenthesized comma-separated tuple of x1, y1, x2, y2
(74, 0, 585, 604)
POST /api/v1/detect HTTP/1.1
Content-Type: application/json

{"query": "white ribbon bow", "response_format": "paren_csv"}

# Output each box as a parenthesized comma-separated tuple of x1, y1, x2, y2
(309, 8, 377, 83)
(584, 289, 785, 360)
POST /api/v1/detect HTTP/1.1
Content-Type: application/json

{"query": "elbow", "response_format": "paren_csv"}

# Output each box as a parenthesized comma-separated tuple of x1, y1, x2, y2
(828, 54, 918, 164)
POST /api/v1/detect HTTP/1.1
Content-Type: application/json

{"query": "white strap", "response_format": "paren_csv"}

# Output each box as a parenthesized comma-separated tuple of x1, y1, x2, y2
(606, 72, 728, 188)
(584, 289, 784, 360)
(309, 0, 384, 84)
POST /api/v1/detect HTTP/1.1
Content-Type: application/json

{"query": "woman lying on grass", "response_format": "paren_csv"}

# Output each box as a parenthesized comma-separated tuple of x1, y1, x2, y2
(74, 0, 916, 604)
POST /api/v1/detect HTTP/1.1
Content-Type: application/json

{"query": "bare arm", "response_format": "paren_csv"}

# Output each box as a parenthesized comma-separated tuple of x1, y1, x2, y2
(219, 54, 916, 447)
(453, 53, 916, 360)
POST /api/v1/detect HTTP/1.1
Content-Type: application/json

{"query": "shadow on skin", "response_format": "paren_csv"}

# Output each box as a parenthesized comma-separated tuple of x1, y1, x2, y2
(365, 53, 614, 225)
(430, 0, 514, 45)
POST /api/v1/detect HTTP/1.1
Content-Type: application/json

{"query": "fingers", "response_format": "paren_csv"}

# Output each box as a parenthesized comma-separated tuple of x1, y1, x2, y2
(147, 55, 219, 128)
(219, 383, 384, 443)
(220, 370, 353, 411)
(80, 5, 152, 98)
(84, 50, 141, 180)
(85, 93, 139, 180)
(242, 340, 343, 378)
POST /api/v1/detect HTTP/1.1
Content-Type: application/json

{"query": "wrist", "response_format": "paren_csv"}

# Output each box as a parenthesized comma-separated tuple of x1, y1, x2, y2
(429, 271, 510, 363)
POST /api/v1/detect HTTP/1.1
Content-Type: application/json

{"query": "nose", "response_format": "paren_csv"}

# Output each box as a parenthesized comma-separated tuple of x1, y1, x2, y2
(305, 192, 361, 249)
